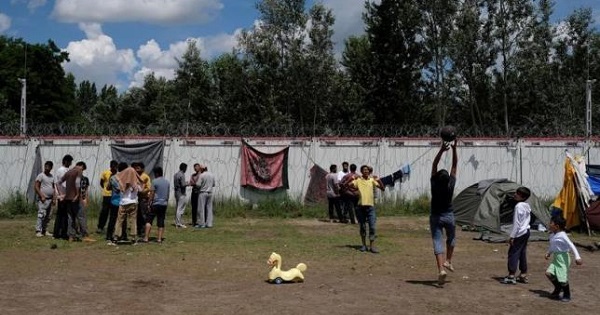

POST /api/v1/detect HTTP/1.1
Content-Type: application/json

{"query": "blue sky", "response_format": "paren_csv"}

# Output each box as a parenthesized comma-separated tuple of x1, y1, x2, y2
(1, 0, 599, 91)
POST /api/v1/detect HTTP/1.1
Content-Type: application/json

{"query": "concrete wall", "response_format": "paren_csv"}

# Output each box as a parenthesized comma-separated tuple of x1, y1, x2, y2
(1, 137, 598, 204)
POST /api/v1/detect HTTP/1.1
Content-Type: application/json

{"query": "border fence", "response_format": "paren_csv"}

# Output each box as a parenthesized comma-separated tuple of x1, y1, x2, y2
(1, 136, 598, 205)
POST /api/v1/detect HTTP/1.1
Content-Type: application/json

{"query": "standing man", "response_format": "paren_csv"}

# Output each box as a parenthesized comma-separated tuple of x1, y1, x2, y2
(339, 163, 359, 224)
(337, 161, 349, 182)
(53, 154, 73, 240)
(174, 163, 188, 228)
(351, 165, 385, 253)
(326, 164, 343, 222)
(60, 161, 86, 242)
(34, 161, 55, 237)
(77, 166, 95, 242)
(97, 160, 117, 234)
(195, 165, 216, 229)
(111, 166, 142, 244)
(133, 162, 151, 237)
(144, 166, 170, 244)
(189, 163, 202, 227)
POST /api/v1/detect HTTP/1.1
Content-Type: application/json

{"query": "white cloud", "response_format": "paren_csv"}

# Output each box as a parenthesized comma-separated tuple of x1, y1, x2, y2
(10, 0, 48, 11)
(130, 30, 240, 88)
(27, 0, 47, 11)
(322, 0, 375, 50)
(51, 0, 224, 25)
(0, 13, 11, 33)
(62, 23, 137, 90)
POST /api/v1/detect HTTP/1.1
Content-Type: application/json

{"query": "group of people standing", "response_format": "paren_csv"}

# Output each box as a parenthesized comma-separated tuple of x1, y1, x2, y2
(34, 155, 216, 246)
(172, 163, 216, 229)
(34, 154, 91, 242)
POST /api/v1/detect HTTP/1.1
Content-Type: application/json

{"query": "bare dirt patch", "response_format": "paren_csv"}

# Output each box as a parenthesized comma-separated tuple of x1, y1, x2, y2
(0, 217, 598, 315)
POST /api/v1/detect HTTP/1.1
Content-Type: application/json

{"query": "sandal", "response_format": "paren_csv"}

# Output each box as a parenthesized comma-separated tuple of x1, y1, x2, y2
(516, 275, 529, 284)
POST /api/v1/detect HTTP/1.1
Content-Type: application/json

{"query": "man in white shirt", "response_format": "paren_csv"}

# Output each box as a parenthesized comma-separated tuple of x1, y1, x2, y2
(52, 154, 73, 239)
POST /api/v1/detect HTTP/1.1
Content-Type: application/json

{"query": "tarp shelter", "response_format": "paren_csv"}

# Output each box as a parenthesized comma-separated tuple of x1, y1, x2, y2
(552, 153, 593, 231)
(454, 179, 551, 234)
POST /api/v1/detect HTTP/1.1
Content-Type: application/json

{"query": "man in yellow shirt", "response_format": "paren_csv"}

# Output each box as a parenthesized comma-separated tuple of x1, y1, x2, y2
(351, 165, 385, 253)
(96, 160, 117, 234)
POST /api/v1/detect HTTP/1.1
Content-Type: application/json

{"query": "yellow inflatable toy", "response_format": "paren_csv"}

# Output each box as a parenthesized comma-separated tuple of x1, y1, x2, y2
(267, 252, 307, 284)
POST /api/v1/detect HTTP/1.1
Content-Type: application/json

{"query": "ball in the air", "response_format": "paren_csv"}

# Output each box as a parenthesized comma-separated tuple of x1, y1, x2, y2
(440, 125, 457, 142)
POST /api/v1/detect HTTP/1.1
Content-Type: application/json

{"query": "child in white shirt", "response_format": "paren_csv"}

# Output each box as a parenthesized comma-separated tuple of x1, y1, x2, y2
(545, 215, 583, 302)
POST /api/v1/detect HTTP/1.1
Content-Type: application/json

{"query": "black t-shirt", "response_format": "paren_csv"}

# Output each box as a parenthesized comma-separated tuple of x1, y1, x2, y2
(430, 175, 456, 214)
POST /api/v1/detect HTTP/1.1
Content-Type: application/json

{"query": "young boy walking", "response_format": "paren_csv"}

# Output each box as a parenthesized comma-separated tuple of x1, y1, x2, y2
(545, 215, 583, 302)
(502, 186, 532, 284)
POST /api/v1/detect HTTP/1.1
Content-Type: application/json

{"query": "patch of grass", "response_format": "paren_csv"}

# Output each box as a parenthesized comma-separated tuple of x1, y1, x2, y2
(0, 190, 37, 219)
(378, 194, 430, 216)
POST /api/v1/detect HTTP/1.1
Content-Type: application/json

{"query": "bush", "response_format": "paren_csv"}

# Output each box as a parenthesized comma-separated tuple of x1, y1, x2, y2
(0, 190, 37, 219)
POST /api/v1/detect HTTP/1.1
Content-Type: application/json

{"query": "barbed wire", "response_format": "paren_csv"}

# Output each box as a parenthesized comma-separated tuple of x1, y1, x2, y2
(0, 121, 589, 138)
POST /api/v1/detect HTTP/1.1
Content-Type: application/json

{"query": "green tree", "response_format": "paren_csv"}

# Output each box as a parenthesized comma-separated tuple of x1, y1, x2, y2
(363, 0, 428, 126)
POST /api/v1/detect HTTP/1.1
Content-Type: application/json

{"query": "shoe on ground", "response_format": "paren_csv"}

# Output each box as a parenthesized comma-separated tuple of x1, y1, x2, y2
(438, 270, 447, 286)
(44, 232, 53, 237)
(560, 297, 571, 303)
(36, 232, 43, 237)
(106, 241, 116, 246)
(501, 276, 517, 284)
(370, 246, 380, 254)
(443, 261, 454, 272)
(194, 225, 205, 229)
(516, 275, 528, 284)
(82, 236, 97, 242)
(95, 229, 104, 234)
(176, 224, 187, 229)
(359, 245, 367, 252)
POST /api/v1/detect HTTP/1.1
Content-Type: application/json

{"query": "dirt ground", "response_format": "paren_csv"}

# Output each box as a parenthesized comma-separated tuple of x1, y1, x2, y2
(0, 216, 598, 315)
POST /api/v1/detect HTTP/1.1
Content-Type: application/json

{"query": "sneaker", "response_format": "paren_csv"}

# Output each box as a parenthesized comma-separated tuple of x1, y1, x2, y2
(516, 275, 529, 284)
(370, 246, 380, 254)
(106, 241, 116, 246)
(438, 270, 447, 286)
(443, 261, 454, 272)
(82, 236, 97, 242)
(36, 232, 43, 237)
(44, 232, 53, 237)
(176, 224, 187, 229)
(501, 276, 517, 284)
(194, 225, 206, 229)
(560, 297, 571, 303)
(359, 245, 367, 252)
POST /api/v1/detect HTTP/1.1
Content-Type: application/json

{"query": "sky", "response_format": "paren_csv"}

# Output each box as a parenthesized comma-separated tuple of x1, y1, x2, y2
(1, 0, 599, 91)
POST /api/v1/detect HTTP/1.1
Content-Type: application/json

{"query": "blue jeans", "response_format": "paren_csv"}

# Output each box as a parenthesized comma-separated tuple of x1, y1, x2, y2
(356, 206, 377, 241)
(429, 212, 456, 255)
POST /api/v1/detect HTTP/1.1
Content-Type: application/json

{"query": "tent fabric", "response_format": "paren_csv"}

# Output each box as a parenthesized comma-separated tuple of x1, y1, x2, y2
(552, 159, 580, 229)
(586, 164, 600, 195)
(585, 200, 600, 230)
(303, 164, 328, 205)
(454, 178, 551, 234)
(110, 141, 164, 179)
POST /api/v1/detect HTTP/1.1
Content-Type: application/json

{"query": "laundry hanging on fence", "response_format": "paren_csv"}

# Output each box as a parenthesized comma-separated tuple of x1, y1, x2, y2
(26, 145, 43, 203)
(240, 141, 289, 191)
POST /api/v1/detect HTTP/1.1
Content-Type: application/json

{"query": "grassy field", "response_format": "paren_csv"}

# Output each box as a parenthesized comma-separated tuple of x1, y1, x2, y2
(1, 208, 599, 315)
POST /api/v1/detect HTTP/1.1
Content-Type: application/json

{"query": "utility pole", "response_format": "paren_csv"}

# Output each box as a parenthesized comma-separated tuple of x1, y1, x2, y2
(586, 79, 596, 161)
(19, 43, 27, 137)
(19, 78, 26, 137)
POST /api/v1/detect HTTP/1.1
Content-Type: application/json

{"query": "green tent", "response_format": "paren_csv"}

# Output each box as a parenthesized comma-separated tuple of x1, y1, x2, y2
(453, 179, 551, 234)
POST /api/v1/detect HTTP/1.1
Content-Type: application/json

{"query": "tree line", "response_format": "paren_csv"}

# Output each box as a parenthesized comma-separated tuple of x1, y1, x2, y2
(1, 0, 599, 137)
